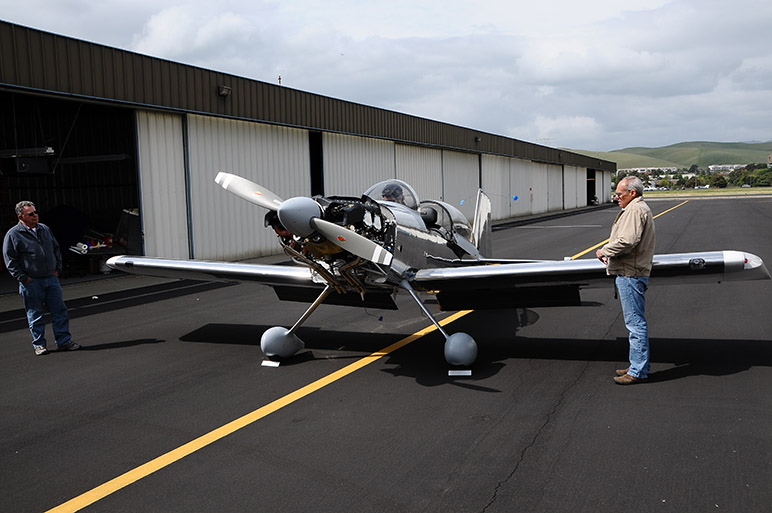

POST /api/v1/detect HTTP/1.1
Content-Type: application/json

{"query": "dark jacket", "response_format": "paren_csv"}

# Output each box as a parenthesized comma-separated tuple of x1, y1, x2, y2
(3, 222, 63, 282)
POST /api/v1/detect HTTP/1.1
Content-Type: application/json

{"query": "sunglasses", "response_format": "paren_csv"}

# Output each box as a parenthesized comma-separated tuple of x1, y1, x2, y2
(25, 211, 38, 216)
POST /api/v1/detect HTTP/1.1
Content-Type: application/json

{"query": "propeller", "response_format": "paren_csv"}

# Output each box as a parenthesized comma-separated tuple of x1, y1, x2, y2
(215, 172, 284, 211)
(310, 218, 393, 266)
(215, 172, 393, 266)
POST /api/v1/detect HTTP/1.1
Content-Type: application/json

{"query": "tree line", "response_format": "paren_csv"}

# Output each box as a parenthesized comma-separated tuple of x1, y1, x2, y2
(617, 163, 772, 189)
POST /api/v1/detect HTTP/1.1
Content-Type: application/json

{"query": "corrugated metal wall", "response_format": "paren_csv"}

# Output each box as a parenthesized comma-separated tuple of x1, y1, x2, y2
(598, 170, 613, 202)
(441, 150, 479, 220)
(529, 162, 548, 214)
(547, 164, 564, 212)
(510, 159, 534, 217)
(186, 114, 310, 260)
(322, 133, 395, 197)
(481, 154, 511, 220)
(564, 165, 582, 209)
(395, 144, 443, 202)
(135, 111, 189, 258)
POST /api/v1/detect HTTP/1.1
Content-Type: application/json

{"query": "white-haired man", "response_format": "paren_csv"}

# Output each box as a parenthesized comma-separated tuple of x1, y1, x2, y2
(596, 176, 655, 384)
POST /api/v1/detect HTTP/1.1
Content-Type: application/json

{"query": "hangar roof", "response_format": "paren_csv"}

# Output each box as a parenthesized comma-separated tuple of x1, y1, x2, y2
(0, 20, 615, 172)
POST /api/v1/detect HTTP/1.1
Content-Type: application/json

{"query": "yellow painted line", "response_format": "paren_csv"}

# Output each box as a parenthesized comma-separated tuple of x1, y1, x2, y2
(46, 310, 472, 513)
(569, 200, 689, 260)
(654, 200, 689, 218)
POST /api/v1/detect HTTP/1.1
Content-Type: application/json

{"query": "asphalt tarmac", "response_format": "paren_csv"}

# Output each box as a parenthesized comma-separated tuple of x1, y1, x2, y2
(1, 197, 770, 513)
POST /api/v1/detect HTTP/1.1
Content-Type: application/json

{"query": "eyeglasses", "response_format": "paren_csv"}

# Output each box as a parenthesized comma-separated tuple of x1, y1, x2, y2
(613, 191, 629, 198)
(25, 211, 38, 216)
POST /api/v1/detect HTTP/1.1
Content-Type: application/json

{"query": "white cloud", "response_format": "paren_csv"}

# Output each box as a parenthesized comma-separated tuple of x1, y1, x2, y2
(2, 0, 771, 150)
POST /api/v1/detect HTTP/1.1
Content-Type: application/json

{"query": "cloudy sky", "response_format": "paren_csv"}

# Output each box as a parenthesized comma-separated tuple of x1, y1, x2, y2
(3, 0, 771, 151)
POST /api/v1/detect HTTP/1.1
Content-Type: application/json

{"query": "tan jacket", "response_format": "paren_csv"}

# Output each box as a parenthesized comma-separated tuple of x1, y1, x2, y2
(600, 197, 655, 277)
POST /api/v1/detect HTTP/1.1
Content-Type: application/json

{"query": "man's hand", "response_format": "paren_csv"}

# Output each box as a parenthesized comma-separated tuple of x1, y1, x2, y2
(596, 249, 608, 265)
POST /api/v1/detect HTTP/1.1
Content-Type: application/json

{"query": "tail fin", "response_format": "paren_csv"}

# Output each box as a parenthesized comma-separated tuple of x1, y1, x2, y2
(472, 189, 492, 258)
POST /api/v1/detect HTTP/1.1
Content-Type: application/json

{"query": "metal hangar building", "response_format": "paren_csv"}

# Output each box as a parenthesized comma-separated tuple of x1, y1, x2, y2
(0, 20, 616, 263)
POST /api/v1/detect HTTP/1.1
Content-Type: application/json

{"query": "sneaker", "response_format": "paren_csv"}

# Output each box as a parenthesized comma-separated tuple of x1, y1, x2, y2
(34, 346, 49, 356)
(58, 341, 81, 351)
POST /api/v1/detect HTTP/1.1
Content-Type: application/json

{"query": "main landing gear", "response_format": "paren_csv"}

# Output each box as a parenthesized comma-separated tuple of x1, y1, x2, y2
(260, 281, 478, 367)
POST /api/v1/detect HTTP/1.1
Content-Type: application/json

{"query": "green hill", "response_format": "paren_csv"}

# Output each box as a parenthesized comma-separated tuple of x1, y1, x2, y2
(570, 141, 772, 170)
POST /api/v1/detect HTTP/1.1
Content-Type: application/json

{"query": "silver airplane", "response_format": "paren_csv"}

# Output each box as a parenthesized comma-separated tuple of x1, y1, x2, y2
(107, 172, 770, 366)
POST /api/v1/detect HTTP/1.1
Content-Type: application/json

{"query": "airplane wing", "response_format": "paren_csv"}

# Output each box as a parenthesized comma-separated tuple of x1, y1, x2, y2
(108, 250, 769, 312)
(412, 250, 770, 310)
(106, 255, 316, 286)
(105, 255, 401, 309)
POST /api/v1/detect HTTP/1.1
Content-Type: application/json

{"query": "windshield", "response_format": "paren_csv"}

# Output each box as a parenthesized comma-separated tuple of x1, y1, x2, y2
(363, 179, 419, 209)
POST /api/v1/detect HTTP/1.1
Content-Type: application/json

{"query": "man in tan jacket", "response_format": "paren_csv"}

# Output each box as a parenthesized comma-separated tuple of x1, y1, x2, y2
(596, 176, 655, 384)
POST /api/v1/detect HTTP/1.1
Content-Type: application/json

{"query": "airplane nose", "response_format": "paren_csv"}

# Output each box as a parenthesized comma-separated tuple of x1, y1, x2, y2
(277, 197, 323, 237)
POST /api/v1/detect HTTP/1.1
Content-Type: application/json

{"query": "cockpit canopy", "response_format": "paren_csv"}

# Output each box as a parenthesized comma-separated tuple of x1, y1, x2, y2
(363, 179, 420, 209)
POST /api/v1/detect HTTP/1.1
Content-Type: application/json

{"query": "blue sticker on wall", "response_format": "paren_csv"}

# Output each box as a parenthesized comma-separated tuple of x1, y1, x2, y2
(513, 195, 519, 201)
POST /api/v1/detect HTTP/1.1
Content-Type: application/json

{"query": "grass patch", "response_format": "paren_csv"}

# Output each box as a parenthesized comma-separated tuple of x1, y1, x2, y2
(642, 187, 772, 198)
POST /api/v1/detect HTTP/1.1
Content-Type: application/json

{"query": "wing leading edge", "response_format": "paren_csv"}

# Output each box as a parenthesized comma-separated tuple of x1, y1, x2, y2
(106, 255, 315, 286)
(412, 250, 770, 310)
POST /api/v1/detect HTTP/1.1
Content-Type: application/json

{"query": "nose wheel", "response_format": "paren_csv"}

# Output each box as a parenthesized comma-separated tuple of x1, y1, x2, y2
(260, 285, 332, 359)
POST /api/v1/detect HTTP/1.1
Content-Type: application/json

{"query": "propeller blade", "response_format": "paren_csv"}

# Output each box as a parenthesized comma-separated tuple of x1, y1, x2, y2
(310, 218, 393, 266)
(215, 172, 284, 211)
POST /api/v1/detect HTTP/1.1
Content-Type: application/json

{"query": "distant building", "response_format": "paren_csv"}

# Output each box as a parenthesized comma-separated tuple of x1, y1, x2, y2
(708, 164, 747, 172)
(619, 167, 678, 174)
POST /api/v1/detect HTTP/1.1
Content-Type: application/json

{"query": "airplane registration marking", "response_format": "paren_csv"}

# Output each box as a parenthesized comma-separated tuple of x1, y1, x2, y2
(45, 310, 472, 513)
(569, 200, 688, 260)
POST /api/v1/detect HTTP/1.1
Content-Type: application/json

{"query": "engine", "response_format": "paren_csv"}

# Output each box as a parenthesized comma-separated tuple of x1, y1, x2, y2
(264, 196, 394, 291)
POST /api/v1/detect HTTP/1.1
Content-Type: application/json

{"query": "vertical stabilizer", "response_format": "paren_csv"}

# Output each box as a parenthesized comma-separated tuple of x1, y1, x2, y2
(472, 189, 492, 258)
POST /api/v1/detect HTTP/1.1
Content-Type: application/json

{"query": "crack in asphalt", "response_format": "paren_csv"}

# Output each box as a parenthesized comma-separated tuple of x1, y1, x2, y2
(479, 364, 586, 512)
(479, 323, 618, 512)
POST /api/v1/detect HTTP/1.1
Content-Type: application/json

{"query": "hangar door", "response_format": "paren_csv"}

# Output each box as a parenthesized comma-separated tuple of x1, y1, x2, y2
(510, 159, 534, 218)
(323, 133, 395, 197)
(186, 115, 310, 260)
(481, 154, 512, 221)
(564, 165, 583, 209)
(442, 150, 479, 220)
(136, 111, 188, 258)
(396, 144, 442, 202)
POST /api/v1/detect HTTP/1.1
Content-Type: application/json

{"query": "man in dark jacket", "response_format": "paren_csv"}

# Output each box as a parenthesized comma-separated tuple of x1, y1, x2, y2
(3, 201, 79, 355)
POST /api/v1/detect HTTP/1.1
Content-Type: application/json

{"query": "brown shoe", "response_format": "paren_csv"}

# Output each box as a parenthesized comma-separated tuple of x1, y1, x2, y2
(615, 367, 630, 376)
(613, 373, 645, 385)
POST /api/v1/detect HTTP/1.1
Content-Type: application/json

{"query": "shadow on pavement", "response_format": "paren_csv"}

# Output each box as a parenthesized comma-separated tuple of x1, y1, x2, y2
(0, 280, 235, 334)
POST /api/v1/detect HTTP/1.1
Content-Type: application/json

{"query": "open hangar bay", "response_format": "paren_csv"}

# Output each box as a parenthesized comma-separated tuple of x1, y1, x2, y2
(1, 196, 770, 513)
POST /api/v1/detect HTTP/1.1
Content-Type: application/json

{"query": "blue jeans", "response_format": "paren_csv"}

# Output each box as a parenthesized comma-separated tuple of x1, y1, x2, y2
(615, 275, 650, 379)
(19, 276, 71, 348)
